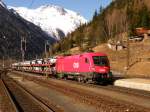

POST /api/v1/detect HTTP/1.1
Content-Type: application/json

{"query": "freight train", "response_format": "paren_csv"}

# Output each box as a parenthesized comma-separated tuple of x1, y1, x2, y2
(12, 52, 113, 83)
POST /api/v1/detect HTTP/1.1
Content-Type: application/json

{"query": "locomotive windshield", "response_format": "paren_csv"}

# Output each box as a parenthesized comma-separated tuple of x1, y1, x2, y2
(93, 56, 109, 66)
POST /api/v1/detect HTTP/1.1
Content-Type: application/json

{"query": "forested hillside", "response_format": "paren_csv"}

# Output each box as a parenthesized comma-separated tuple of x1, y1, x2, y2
(52, 0, 150, 54)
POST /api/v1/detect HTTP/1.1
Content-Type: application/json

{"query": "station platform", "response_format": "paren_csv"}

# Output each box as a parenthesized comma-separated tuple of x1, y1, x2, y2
(114, 78, 150, 92)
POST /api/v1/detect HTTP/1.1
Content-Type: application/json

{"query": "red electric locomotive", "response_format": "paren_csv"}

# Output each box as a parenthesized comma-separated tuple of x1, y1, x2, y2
(56, 52, 112, 82)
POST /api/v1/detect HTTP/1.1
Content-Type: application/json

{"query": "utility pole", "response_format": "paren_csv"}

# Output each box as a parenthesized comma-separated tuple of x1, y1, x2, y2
(45, 40, 50, 78)
(125, 33, 130, 76)
(125, 1, 132, 74)
(9, 58, 12, 68)
(2, 56, 4, 69)
(2, 34, 6, 69)
(45, 40, 49, 58)
(21, 36, 26, 81)
(126, 35, 130, 69)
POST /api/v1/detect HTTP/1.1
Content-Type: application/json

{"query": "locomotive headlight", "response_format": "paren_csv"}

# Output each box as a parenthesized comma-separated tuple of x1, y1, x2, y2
(91, 67, 95, 71)
(99, 69, 106, 73)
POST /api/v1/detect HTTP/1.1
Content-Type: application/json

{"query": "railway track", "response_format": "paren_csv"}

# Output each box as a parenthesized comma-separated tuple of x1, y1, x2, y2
(14, 71, 150, 99)
(0, 73, 59, 112)
(11, 71, 150, 112)
(0, 79, 18, 112)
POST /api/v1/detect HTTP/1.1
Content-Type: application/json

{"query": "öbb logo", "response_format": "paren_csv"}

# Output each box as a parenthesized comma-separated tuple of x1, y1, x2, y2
(73, 62, 79, 68)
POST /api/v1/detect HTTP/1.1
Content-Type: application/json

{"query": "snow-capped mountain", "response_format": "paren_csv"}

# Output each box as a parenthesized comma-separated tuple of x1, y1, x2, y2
(0, 1, 56, 59)
(10, 5, 87, 40)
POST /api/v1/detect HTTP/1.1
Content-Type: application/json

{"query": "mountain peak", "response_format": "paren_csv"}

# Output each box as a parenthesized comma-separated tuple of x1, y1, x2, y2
(39, 4, 63, 9)
(10, 4, 87, 40)
(38, 4, 67, 15)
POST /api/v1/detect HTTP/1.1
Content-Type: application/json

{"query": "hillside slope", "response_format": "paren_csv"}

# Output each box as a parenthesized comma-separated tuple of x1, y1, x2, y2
(0, 2, 55, 60)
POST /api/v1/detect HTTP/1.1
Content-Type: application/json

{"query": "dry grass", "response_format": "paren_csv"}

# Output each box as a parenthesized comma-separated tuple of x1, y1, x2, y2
(127, 62, 150, 77)
(69, 47, 81, 54)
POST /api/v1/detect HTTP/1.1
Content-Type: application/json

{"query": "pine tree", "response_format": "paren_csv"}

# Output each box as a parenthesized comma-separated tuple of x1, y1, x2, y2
(140, 6, 150, 28)
(93, 10, 98, 20)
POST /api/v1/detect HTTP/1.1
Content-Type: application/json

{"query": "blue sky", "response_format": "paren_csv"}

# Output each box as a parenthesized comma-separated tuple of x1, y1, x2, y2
(4, 0, 112, 20)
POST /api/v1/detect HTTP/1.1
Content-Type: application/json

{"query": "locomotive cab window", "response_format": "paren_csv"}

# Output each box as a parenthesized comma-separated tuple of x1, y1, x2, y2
(93, 56, 109, 66)
(85, 58, 89, 64)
